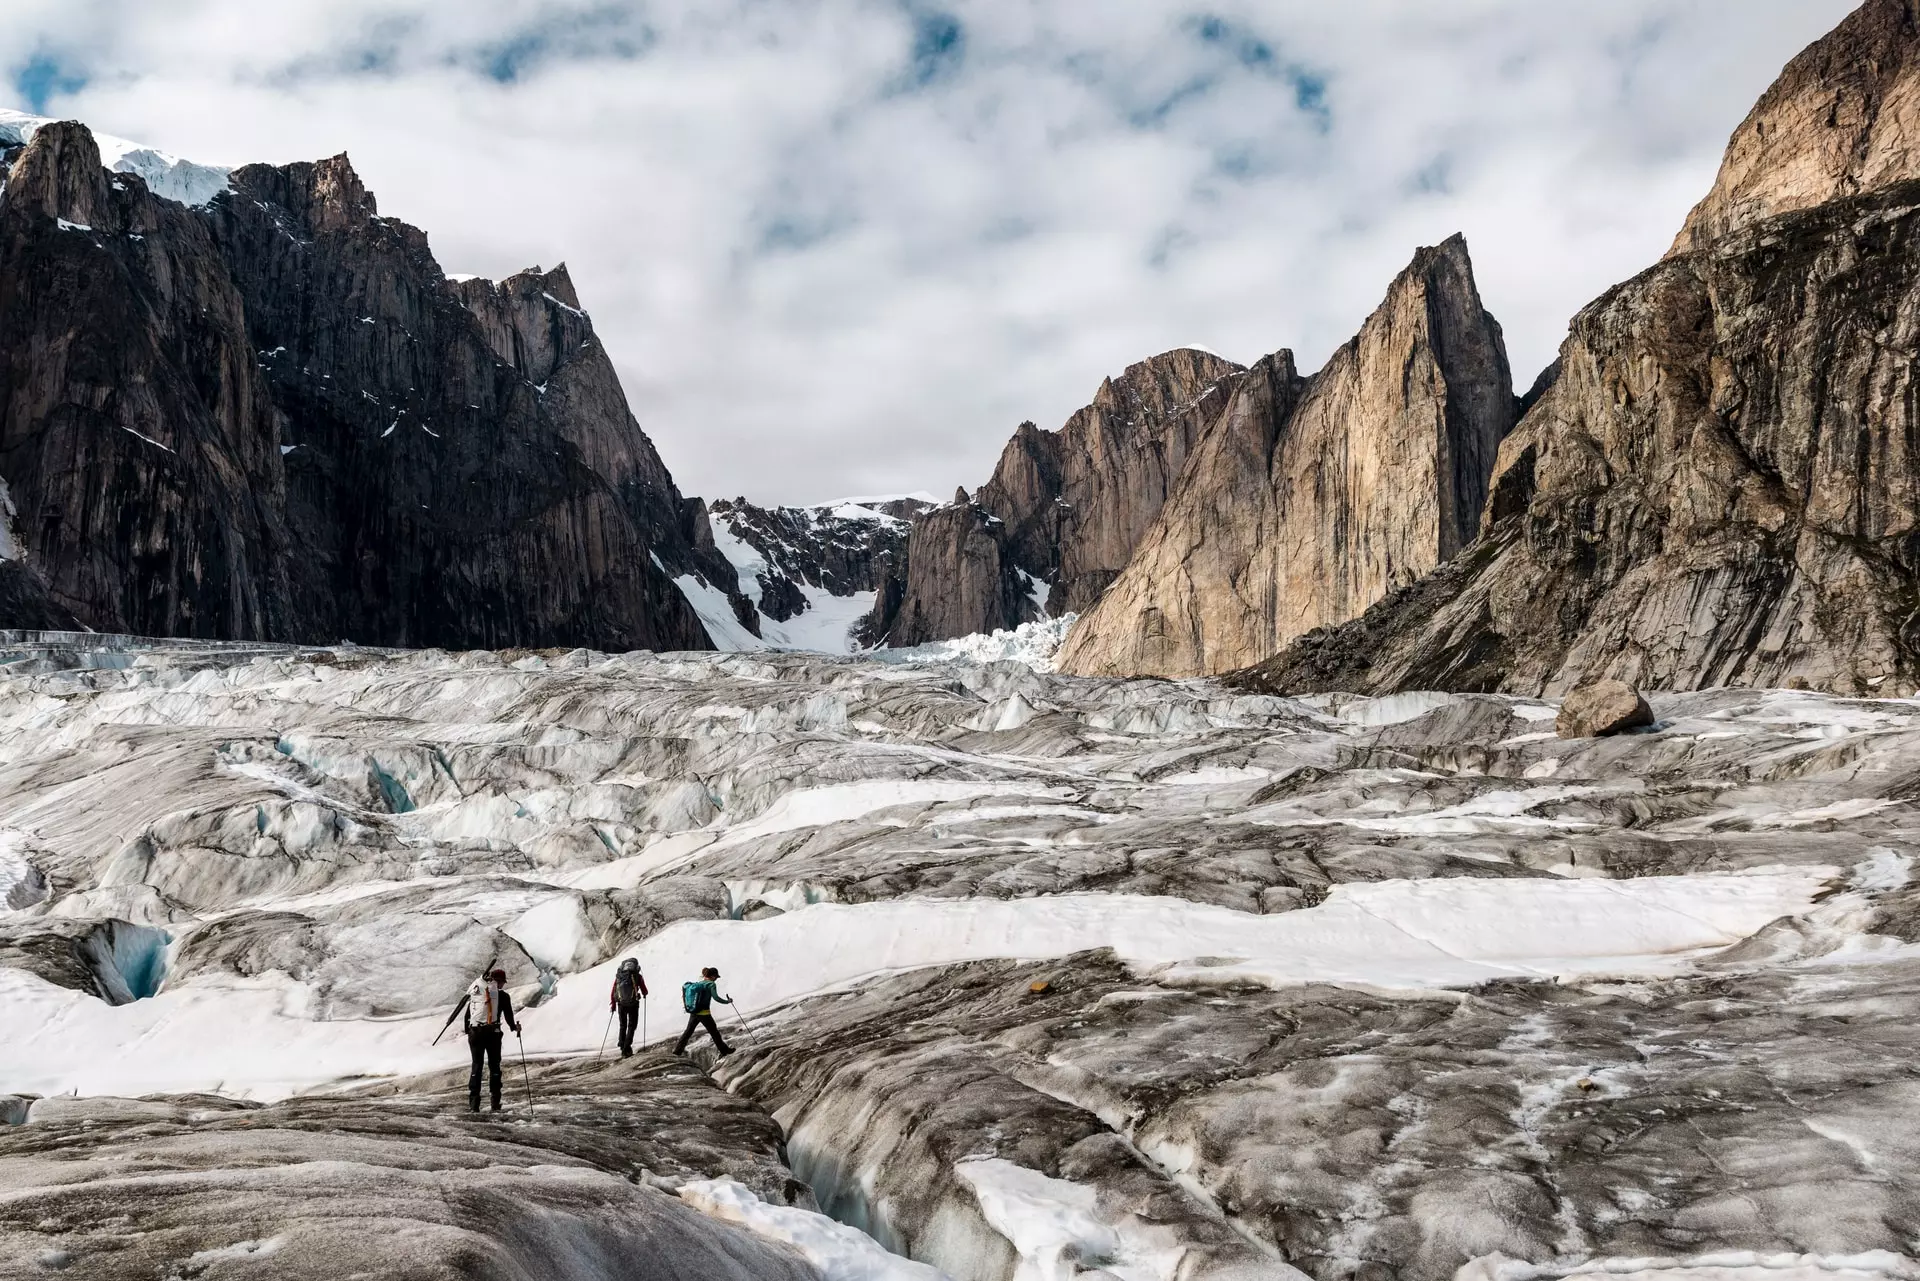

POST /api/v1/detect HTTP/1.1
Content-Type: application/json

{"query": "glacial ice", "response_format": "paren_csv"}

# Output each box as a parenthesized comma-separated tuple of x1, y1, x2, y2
(3, 637, 1920, 1278)
(0, 107, 232, 206)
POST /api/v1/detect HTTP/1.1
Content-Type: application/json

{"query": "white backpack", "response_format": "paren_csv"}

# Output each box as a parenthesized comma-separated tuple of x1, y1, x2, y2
(468, 976, 499, 1026)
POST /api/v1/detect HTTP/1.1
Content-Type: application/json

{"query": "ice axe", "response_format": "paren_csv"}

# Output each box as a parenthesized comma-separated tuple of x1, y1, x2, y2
(433, 956, 499, 1046)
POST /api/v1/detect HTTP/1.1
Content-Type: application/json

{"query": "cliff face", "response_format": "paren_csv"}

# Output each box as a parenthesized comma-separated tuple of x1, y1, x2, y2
(871, 490, 1038, 648)
(1056, 236, 1515, 679)
(976, 348, 1245, 614)
(1671, 0, 1920, 255)
(1245, 180, 1920, 698)
(1242, 2, 1920, 699)
(0, 124, 295, 638)
(867, 349, 1242, 645)
(0, 123, 720, 651)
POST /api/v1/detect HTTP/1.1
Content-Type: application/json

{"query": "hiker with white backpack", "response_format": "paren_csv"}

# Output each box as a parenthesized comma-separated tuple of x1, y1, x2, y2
(443, 968, 523, 1112)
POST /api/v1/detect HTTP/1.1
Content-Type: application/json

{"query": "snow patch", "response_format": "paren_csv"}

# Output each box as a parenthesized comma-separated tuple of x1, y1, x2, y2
(1852, 847, 1913, 893)
(673, 573, 764, 652)
(0, 477, 20, 561)
(680, 1178, 950, 1281)
(954, 1158, 1235, 1281)
(0, 108, 232, 206)
(184, 1237, 286, 1266)
(0, 870, 1825, 1101)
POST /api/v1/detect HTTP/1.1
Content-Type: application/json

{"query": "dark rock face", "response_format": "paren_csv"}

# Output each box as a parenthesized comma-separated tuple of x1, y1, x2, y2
(1060, 236, 1515, 678)
(867, 349, 1242, 646)
(0, 123, 721, 651)
(868, 496, 1038, 648)
(0, 124, 296, 638)
(1241, 6, 1920, 699)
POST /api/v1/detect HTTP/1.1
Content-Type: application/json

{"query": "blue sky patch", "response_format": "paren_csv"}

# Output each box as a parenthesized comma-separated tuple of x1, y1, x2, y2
(904, 6, 966, 88)
(13, 53, 87, 114)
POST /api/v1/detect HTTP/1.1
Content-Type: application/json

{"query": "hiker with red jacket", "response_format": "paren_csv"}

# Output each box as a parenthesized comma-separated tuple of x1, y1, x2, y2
(609, 958, 648, 1057)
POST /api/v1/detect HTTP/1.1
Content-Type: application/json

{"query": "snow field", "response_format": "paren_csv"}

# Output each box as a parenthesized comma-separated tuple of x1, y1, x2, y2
(0, 869, 1829, 1101)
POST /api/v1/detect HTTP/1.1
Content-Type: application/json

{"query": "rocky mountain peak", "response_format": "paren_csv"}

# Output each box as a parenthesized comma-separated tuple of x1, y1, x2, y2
(452, 265, 595, 388)
(5, 119, 113, 230)
(1244, 5, 1920, 699)
(0, 118, 716, 651)
(1056, 234, 1514, 679)
(861, 343, 1246, 648)
(312, 152, 375, 226)
(1672, 0, 1920, 253)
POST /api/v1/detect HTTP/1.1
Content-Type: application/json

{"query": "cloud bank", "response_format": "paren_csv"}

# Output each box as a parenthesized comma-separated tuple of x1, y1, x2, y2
(2, 0, 1858, 503)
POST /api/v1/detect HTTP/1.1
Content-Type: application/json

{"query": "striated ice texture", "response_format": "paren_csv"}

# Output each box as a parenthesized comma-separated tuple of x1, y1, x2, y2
(3, 633, 1919, 1279)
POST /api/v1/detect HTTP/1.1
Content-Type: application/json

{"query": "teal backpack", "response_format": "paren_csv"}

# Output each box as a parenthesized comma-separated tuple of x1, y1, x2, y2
(682, 980, 702, 1013)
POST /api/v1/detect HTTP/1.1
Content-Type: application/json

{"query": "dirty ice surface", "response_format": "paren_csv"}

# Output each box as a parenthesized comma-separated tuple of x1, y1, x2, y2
(4, 635, 1920, 1280)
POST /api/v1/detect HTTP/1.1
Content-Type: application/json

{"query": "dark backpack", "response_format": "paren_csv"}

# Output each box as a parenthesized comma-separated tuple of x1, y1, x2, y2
(682, 980, 703, 1013)
(615, 960, 641, 1003)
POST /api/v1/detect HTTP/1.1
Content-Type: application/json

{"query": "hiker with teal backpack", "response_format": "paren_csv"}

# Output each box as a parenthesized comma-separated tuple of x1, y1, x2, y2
(674, 966, 733, 1057)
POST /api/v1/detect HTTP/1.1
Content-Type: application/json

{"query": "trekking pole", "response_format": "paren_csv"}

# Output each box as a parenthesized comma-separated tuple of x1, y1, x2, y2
(517, 1032, 534, 1114)
(641, 998, 648, 1050)
(729, 1000, 755, 1045)
(596, 1009, 613, 1063)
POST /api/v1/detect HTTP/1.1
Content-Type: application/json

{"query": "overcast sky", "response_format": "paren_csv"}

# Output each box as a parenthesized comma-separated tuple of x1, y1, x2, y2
(4, 1, 1858, 505)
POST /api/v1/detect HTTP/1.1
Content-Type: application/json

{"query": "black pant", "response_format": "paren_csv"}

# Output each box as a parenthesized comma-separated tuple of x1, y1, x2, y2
(468, 1027, 503, 1108)
(675, 1011, 730, 1055)
(616, 1001, 640, 1054)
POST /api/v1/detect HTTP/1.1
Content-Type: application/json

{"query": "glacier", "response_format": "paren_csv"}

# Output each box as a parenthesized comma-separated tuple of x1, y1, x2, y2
(2, 632, 1919, 1279)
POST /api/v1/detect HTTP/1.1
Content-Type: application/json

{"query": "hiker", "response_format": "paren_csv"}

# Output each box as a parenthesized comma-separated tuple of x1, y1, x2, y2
(452, 968, 522, 1112)
(674, 966, 733, 1057)
(609, 957, 648, 1057)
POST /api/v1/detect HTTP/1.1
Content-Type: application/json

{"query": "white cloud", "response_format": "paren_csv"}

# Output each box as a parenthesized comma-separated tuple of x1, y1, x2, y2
(1, 0, 1860, 503)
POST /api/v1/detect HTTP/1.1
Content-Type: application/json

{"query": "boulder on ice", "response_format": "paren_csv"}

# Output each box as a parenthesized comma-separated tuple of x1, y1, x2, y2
(1555, 679, 1654, 739)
